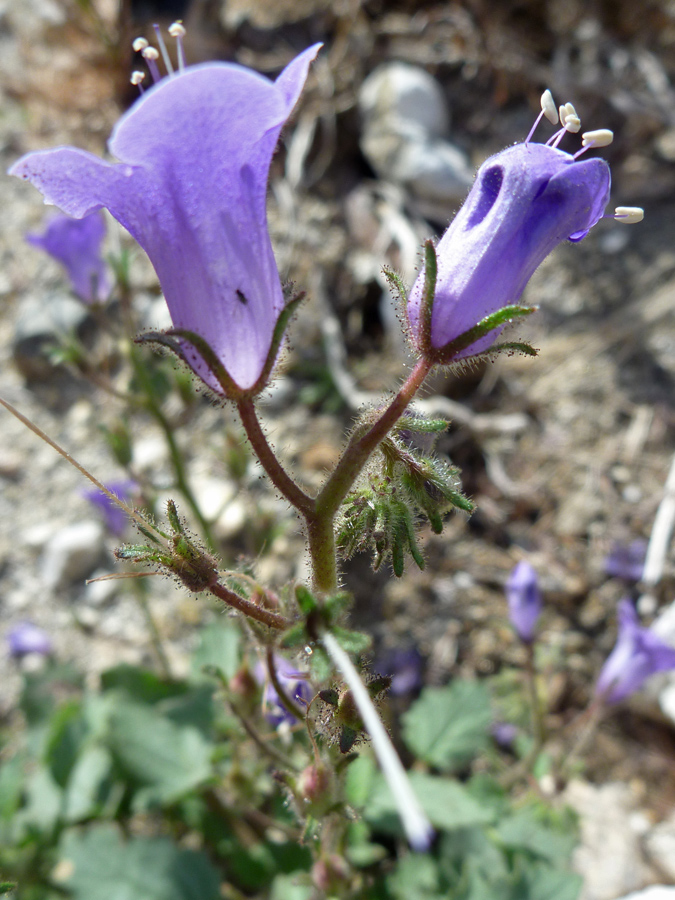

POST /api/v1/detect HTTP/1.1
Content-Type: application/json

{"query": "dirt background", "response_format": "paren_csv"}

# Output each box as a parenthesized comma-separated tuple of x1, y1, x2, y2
(1, 0, 675, 879)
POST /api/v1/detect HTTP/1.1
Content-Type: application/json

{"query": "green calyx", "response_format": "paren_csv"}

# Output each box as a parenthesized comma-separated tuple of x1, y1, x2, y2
(337, 412, 473, 576)
(115, 499, 219, 593)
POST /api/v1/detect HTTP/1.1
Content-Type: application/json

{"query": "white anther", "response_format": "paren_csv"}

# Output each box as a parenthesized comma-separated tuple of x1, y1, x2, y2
(142, 46, 159, 60)
(582, 128, 614, 148)
(169, 21, 186, 37)
(564, 115, 581, 133)
(132, 37, 148, 52)
(562, 101, 578, 120)
(541, 89, 558, 124)
(130, 71, 145, 86)
(614, 206, 644, 224)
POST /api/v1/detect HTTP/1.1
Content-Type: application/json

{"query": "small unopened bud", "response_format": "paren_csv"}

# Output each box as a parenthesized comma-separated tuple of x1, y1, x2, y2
(614, 206, 644, 224)
(582, 128, 614, 148)
(297, 763, 332, 812)
(540, 89, 558, 124)
(229, 665, 258, 703)
(311, 855, 350, 894)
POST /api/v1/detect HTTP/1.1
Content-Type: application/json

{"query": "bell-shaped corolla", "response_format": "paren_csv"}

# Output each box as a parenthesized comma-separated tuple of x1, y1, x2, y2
(10, 45, 321, 395)
(407, 142, 611, 359)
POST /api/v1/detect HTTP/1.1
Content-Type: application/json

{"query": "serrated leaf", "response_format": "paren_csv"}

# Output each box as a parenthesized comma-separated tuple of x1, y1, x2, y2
(57, 825, 221, 900)
(495, 808, 578, 864)
(387, 854, 445, 900)
(522, 863, 582, 900)
(190, 622, 240, 682)
(105, 702, 212, 806)
(364, 771, 494, 834)
(331, 626, 372, 656)
(402, 682, 492, 771)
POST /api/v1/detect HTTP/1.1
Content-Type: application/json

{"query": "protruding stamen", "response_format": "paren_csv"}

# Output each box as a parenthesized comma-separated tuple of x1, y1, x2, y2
(130, 70, 146, 93)
(614, 206, 644, 224)
(564, 114, 581, 133)
(541, 89, 558, 125)
(153, 23, 174, 75)
(169, 21, 186, 71)
(132, 37, 148, 52)
(142, 46, 161, 83)
(582, 128, 614, 148)
(525, 89, 558, 145)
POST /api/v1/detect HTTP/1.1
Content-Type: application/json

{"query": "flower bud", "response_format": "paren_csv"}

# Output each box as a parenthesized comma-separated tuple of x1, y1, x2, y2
(506, 560, 542, 644)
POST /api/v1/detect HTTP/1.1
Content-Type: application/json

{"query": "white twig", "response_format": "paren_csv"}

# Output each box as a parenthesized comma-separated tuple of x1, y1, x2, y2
(321, 631, 434, 851)
(642, 453, 675, 587)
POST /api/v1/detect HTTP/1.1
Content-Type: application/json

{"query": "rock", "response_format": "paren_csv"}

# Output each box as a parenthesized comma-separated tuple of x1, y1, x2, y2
(564, 780, 649, 900)
(358, 62, 473, 219)
(40, 520, 106, 590)
(643, 812, 675, 881)
(359, 62, 451, 139)
(12, 291, 92, 381)
(615, 890, 675, 900)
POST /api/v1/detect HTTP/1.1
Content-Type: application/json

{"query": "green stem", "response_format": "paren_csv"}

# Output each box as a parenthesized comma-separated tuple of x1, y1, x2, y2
(315, 358, 433, 520)
(133, 583, 172, 678)
(524, 641, 545, 753)
(128, 342, 217, 550)
(266, 646, 306, 722)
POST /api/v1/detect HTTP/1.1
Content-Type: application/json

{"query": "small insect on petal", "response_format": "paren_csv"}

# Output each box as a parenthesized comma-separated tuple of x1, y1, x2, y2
(614, 206, 644, 224)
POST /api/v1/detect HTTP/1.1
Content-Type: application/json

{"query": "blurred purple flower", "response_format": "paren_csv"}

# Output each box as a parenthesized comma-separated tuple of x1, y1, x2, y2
(8, 622, 52, 657)
(506, 560, 542, 644)
(596, 599, 675, 703)
(373, 646, 424, 696)
(82, 480, 135, 536)
(605, 539, 647, 582)
(26, 212, 110, 304)
(255, 656, 313, 728)
(10, 45, 321, 394)
(491, 721, 518, 749)
(407, 138, 610, 360)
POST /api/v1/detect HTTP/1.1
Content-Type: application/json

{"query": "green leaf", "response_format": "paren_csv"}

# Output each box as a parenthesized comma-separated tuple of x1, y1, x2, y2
(269, 874, 312, 900)
(364, 771, 494, 834)
(100, 664, 186, 704)
(402, 682, 492, 771)
(191, 622, 240, 682)
(0, 882, 16, 895)
(331, 626, 372, 656)
(521, 863, 582, 900)
(57, 825, 221, 900)
(495, 808, 578, 864)
(105, 702, 212, 806)
(387, 854, 445, 900)
(45, 700, 88, 788)
(62, 745, 114, 822)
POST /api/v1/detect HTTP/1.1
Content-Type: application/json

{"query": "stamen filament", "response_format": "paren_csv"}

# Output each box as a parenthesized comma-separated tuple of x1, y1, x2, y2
(153, 23, 174, 75)
(142, 46, 161, 84)
(130, 70, 146, 94)
(169, 21, 186, 72)
(525, 90, 557, 145)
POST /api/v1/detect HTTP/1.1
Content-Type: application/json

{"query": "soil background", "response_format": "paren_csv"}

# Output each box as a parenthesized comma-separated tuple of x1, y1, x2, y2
(1, 0, 675, 889)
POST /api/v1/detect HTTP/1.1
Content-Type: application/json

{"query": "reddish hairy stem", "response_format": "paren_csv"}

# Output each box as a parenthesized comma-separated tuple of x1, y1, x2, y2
(236, 398, 314, 515)
(208, 580, 290, 630)
(315, 357, 433, 519)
